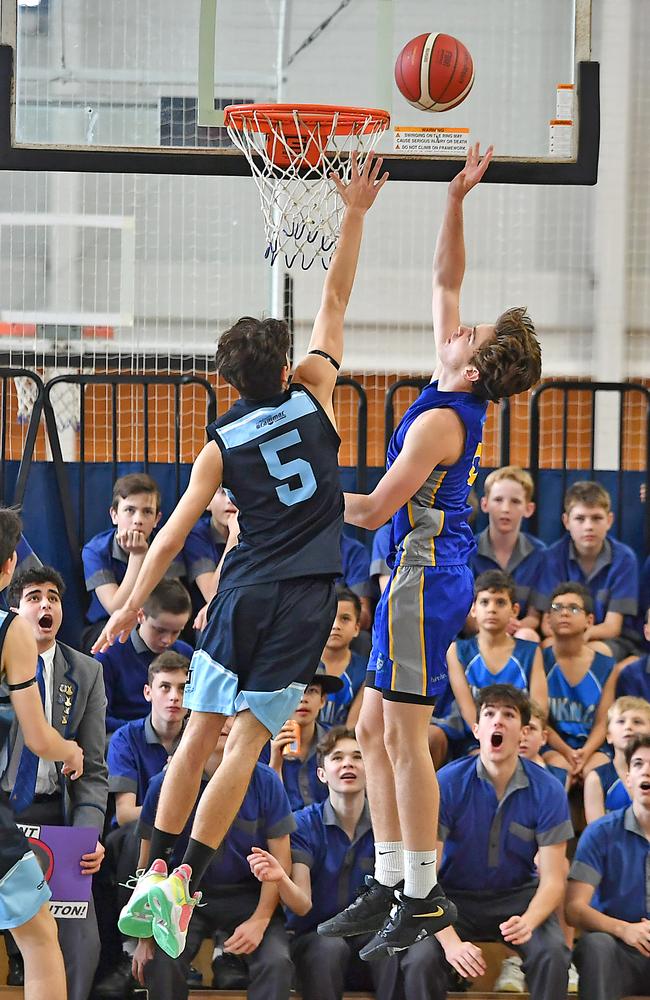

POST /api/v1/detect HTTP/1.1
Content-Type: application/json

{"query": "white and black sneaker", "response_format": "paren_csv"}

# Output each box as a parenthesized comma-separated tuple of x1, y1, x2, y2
(317, 876, 401, 937)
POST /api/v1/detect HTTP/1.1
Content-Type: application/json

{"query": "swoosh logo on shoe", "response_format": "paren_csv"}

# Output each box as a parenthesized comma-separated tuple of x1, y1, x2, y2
(413, 906, 445, 918)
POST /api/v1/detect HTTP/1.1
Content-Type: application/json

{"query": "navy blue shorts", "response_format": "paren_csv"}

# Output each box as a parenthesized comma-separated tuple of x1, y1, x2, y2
(183, 576, 337, 737)
(368, 563, 473, 704)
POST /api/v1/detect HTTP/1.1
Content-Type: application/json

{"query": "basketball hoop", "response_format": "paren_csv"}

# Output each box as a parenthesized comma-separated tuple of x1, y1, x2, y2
(224, 104, 390, 269)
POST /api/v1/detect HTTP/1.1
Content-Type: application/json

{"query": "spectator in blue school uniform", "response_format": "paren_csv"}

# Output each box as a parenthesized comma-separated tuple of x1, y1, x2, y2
(533, 481, 640, 662)
(541, 582, 618, 784)
(339, 534, 373, 631)
(132, 715, 294, 1000)
(615, 608, 650, 699)
(182, 486, 238, 618)
(567, 734, 650, 1000)
(262, 667, 343, 812)
(583, 696, 650, 823)
(94, 578, 193, 733)
(249, 727, 396, 1000)
(319, 589, 368, 729)
(470, 466, 545, 639)
(391, 685, 572, 1000)
(81, 473, 185, 651)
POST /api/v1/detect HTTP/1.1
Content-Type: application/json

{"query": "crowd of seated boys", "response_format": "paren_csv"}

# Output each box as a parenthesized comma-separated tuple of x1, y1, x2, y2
(2, 461, 650, 1000)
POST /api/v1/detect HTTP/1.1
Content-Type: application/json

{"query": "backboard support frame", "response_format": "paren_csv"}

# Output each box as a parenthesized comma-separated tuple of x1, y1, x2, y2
(0, 0, 599, 185)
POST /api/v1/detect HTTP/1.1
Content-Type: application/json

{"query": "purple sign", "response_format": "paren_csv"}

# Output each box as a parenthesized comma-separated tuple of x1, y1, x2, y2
(18, 823, 97, 918)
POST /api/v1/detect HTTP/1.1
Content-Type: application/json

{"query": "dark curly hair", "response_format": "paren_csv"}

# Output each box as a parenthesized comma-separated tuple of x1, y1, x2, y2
(216, 317, 291, 399)
(471, 306, 541, 403)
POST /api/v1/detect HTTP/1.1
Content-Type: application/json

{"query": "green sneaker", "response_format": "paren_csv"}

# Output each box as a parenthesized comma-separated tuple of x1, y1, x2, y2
(117, 859, 168, 938)
(149, 864, 201, 959)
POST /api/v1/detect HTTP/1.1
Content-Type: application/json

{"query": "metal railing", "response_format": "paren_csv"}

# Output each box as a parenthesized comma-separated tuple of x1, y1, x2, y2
(529, 380, 650, 544)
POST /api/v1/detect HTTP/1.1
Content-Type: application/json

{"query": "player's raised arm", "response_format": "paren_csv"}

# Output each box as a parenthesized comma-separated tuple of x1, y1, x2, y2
(432, 142, 493, 354)
(292, 152, 388, 417)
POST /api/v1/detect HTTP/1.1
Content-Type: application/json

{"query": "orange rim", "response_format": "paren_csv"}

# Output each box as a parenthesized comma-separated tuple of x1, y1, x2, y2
(224, 103, 390, 136)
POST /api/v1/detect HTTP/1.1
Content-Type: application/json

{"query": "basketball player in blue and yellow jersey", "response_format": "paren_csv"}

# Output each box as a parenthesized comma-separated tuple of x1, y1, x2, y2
(92, 153, 388, 959)
(318, 144, 542, 959)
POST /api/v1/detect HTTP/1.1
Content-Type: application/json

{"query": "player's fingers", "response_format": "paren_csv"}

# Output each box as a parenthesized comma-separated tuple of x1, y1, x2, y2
(375, 170, 390, 191)
(368, 154, 383, 181)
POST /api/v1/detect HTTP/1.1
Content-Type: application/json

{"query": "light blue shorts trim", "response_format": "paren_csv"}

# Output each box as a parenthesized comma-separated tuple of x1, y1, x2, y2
(183, 648, 307, 738)
(0, 851, 51, 930)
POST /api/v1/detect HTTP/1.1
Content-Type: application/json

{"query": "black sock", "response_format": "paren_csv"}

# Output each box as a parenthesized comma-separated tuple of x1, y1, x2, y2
(148, 828, 178, 868)
(182, 837, 216, 895)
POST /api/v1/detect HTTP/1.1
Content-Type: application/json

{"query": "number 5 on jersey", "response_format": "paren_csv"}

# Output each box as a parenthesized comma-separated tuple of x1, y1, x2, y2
(260, 429, 317, 507)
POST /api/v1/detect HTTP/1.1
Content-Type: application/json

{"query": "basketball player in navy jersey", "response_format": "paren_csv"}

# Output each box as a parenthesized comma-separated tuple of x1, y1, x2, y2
(93, 152, 388, 959)
(0, 508, 84, 1000)
(318, 144, 542, 958)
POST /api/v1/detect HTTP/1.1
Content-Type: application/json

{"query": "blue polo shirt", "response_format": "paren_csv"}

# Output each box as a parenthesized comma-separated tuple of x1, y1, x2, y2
(543, 646, 615, 749)
(288, 797, 374, 935)
(470, 529, 545, 618)
(95, 627, 193, 733)
(438, 756, 572, 893)
(369, 524, 392, 586)
(340, 535, 372, 599)
(616, 655, 650, 700)
(82, 527, 186, 623)
(570, 806, 650, 923)
(182, 513, 226, 583)
(319, 653, 368, 727)
(139, 762, 294, 889)
(259, 722, 330, 812)
(107, 714, 184, 811)
(534, 535, 639, 634)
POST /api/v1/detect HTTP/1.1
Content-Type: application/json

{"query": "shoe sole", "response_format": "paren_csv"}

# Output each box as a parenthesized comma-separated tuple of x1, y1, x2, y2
(148, 885, 186, 959)
(117, 907, 154, 939)
(317, 912, 390, 937)
(359, 901, 458, 962)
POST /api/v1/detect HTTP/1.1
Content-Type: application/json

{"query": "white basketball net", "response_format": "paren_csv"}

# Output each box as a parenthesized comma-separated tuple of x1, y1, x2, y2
(225, 105, 390, 270)
(14, 369, 83, 433)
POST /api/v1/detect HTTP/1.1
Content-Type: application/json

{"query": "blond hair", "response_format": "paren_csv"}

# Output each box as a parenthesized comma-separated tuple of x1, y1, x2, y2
(483, 466, 535, 504)
(527, 698, 548, 727)
(607, 696, 650, 725)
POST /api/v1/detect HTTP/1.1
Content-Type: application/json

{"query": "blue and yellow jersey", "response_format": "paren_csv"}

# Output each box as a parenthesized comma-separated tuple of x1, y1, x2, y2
(387, 382, 487, 569)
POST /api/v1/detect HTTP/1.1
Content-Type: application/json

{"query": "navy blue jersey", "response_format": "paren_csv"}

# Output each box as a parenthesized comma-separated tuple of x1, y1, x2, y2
(208, 384, 343, 590)
(387, 382, 487, 569)
(0, 610, 34, 884)
(0, 611, 17, 756)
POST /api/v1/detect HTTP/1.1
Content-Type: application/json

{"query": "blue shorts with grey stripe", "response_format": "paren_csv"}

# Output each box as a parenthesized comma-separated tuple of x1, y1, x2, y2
(368, 563, 473, 701)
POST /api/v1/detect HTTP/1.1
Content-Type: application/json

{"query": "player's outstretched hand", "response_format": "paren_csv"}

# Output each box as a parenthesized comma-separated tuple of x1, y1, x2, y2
(449, 142, 494, 199)
(247, 846, 286, 883)
(91, 604, 140, 653)
(331, 151, 389, 212)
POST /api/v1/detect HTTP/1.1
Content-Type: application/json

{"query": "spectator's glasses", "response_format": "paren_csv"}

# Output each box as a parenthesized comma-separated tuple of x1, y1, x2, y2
(549, 601, 585, 615)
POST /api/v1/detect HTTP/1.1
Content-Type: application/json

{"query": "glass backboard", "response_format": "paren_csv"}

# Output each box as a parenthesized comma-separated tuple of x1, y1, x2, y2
(3, 0, 597, 182)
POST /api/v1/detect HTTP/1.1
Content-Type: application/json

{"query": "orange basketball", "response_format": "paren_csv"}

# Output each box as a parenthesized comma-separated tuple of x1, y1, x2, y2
(394, 33, 474, 112)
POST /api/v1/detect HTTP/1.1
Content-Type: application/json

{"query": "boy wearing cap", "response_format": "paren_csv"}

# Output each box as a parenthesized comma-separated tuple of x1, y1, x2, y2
(264, 668, 344, 811)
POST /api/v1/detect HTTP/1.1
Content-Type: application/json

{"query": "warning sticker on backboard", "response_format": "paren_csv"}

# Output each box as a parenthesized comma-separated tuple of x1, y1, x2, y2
(394, 126, 470, 155)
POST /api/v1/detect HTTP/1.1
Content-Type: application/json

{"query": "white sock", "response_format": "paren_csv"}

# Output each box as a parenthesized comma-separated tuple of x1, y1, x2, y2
(374, 841, 404, 887)
(404, 848, 437, 899)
